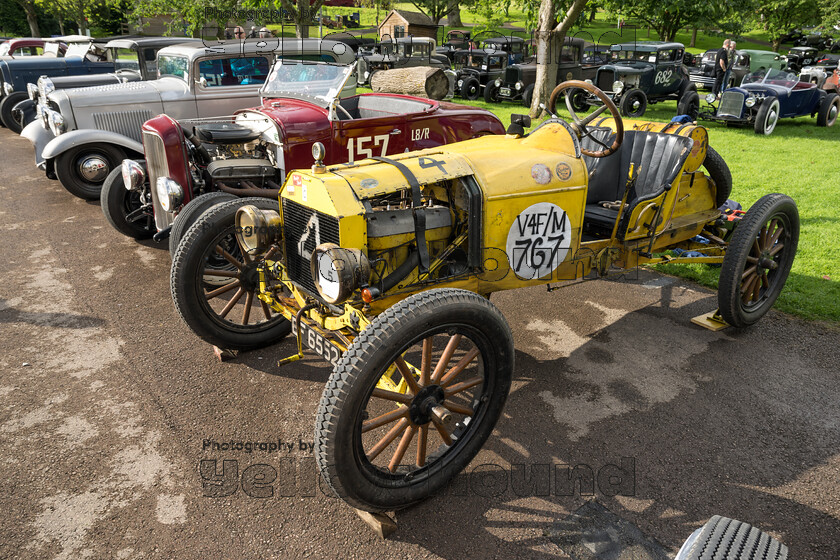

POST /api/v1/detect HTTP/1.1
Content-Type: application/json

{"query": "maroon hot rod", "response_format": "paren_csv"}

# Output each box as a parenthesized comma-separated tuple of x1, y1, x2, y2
(105, 61, 505, 252)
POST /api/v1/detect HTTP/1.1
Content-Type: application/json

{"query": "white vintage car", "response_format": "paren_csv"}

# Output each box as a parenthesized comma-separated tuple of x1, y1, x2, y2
(21, 38, 355, 199)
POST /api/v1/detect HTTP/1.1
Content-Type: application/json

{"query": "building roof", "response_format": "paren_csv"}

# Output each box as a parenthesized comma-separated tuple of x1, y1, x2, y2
(386, 9, 437, 28)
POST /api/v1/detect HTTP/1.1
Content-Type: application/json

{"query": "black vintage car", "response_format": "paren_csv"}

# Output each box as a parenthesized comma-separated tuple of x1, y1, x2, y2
(480, 36, 529, 64)
(356, 37, 450, 85)
(452, 48, 508, 100)
(435, 30, 472, 62)
(784, 46, 821, 73)
(592, 41, 698, 118)
(488, 38, 608, 106)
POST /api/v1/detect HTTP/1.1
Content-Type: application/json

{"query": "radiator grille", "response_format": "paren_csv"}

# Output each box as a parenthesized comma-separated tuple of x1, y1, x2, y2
(718, 91, 744, 118)
(597, 70, 614, 93)
(503, 66, 519, 85)
(93, 110, 153, 142)
(282, 198, 340, 296)
(142, 130, 172, 231)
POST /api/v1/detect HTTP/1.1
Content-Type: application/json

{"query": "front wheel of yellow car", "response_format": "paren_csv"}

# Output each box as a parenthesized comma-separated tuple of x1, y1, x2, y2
(315, 288, 514, 512)
(171, 197, 291, 350)
(718, 194, 799, 328)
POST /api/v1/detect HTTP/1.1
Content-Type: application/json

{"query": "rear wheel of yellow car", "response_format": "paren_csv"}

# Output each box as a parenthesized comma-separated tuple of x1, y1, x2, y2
(718, 194, 799, 328)
(754, 98, 780, 135)
(315, 288, 514, 512)
(702, 146, 732, 208)
(817, 93, 839, 126)
(171, 197, 291, 350)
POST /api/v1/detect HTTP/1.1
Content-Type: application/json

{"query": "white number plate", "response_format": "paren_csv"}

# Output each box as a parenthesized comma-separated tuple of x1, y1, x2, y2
(293, 319, 342, 364)
(500, 87, 512, 97)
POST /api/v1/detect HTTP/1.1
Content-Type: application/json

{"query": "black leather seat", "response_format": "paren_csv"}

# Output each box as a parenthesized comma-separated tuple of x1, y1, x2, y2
(195, 122, 262, 144)
(580, 128, 694, 238)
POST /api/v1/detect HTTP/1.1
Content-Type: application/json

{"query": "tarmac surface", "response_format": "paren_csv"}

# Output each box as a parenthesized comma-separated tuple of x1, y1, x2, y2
(0, 127, 838, 559)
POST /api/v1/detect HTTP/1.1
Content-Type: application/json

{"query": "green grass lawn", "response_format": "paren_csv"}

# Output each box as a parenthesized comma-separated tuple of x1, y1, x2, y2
(358, 83, 840, 323)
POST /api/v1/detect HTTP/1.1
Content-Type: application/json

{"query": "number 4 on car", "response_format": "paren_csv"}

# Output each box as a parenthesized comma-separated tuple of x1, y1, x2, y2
(170, 80, 799, 515)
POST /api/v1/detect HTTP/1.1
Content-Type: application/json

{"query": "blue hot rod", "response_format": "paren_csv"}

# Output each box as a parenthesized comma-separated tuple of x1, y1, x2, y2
(699, 67, 840, 135)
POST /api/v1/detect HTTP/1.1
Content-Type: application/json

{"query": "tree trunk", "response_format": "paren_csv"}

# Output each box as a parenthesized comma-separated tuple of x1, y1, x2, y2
(370, 67, 450, 100)
(589, 5, 596, 22)
(690, 28, 697, 48)
(58, 15, 66, 36)
(19, 0, 40, 37)
(447, 4, 462, 27)
(530, 0, 588, 118)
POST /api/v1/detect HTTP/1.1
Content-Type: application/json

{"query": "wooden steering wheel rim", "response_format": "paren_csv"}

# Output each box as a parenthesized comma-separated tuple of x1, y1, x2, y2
(548, 80, 624, 158)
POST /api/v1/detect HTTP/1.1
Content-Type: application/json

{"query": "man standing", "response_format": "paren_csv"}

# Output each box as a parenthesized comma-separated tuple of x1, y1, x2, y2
(713, 38, 730, 97)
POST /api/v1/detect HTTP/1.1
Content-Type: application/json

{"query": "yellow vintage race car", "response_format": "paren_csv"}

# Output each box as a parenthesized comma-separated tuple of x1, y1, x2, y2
(170, 81, 799, 513)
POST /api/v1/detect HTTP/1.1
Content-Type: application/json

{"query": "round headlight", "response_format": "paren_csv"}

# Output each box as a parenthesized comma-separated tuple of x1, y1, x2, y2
(612, 80, 624, 93)
(494, 78, 502, 87)
(122, 159, 146, 191)
(705, 93, 716, 103)
(3, 82, 13, 96)
(27, 83, 38, 100)
(457, 79, 463, 87)
(39, 78, 54, 99)
(235, 205, 282, 255)
(311, 141, 325, 163)
(48, 111, 65, 135)
(310, 243, 370, 305)
(515, 81, 523, 91)
(745, 96, 756, 107)
(156, 177, 183, 212)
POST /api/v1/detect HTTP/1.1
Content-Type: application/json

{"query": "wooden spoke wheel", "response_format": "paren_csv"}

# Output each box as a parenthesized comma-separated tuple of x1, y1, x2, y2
(718, 193, 799, 327)
(315, 289, 514, 512)
(170, 197, 290, 350)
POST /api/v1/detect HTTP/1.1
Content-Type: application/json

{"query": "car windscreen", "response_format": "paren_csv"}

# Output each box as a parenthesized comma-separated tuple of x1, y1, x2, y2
(111, 48, 140, 71)
(65, 43, 90, 58)
(158, 55, 189, 80)
(743, 67, 798, 89)
(197, 55, 270, 86)
(611, 50, 652, 62)
(262, 61, 350, 100)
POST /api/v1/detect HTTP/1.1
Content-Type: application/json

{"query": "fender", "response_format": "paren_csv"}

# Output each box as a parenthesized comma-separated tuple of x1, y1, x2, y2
(42, 129, 144, 161)
(21, 120, 55, 168)
(13, 98, 36, 128)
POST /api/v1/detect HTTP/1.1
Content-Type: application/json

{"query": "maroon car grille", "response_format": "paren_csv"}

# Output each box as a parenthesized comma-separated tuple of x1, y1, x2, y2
(143, 130, 171, 232)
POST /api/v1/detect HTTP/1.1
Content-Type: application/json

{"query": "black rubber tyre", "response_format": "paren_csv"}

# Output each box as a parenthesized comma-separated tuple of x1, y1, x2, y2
(483, 82, 500, 103)
(100, 165, 155, 240)
(568, 87, 591, 113)
(676, 515, 788, 560)
(521, 84, 535, 108)
(754, 98, 780, 135)
(460, 77, 480, 100)
(315, 288, 514, 512)
(0, 92, 27, 133)
(817, 92, 839, 127)
(619, 88, 647, 118)
(677, 90, 700, 120)
(169, 191, 238, 258)
(702, 146, 732, 208)
(54, 143, 126, 200)
(718, 193, 799, 328)
(171, 197, 291, 350)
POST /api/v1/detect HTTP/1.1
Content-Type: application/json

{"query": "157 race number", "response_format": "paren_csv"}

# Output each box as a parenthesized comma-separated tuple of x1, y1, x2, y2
(347, 134, 390, 163)
(505, 202, 572, 280)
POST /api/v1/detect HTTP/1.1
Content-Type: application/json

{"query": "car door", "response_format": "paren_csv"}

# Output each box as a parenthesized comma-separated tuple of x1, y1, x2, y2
(654, 48, 682, 95)
(333, 111, 406, 165)
(193, 54, 271, 117)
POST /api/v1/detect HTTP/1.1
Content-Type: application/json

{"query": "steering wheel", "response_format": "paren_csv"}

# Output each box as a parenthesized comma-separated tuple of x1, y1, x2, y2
(548, 80, 624, 158)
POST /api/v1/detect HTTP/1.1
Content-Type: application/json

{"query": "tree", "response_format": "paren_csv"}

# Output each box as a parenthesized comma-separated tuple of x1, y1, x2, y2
(410, 0, 458, 25)
(529, 0, 588, 118)
(14, 0, 40, 36)
(273, 0, 326, 38)
(358, 0, 394, 28)
(754, 0, 821, 51)
(127, 0, 238, 38)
